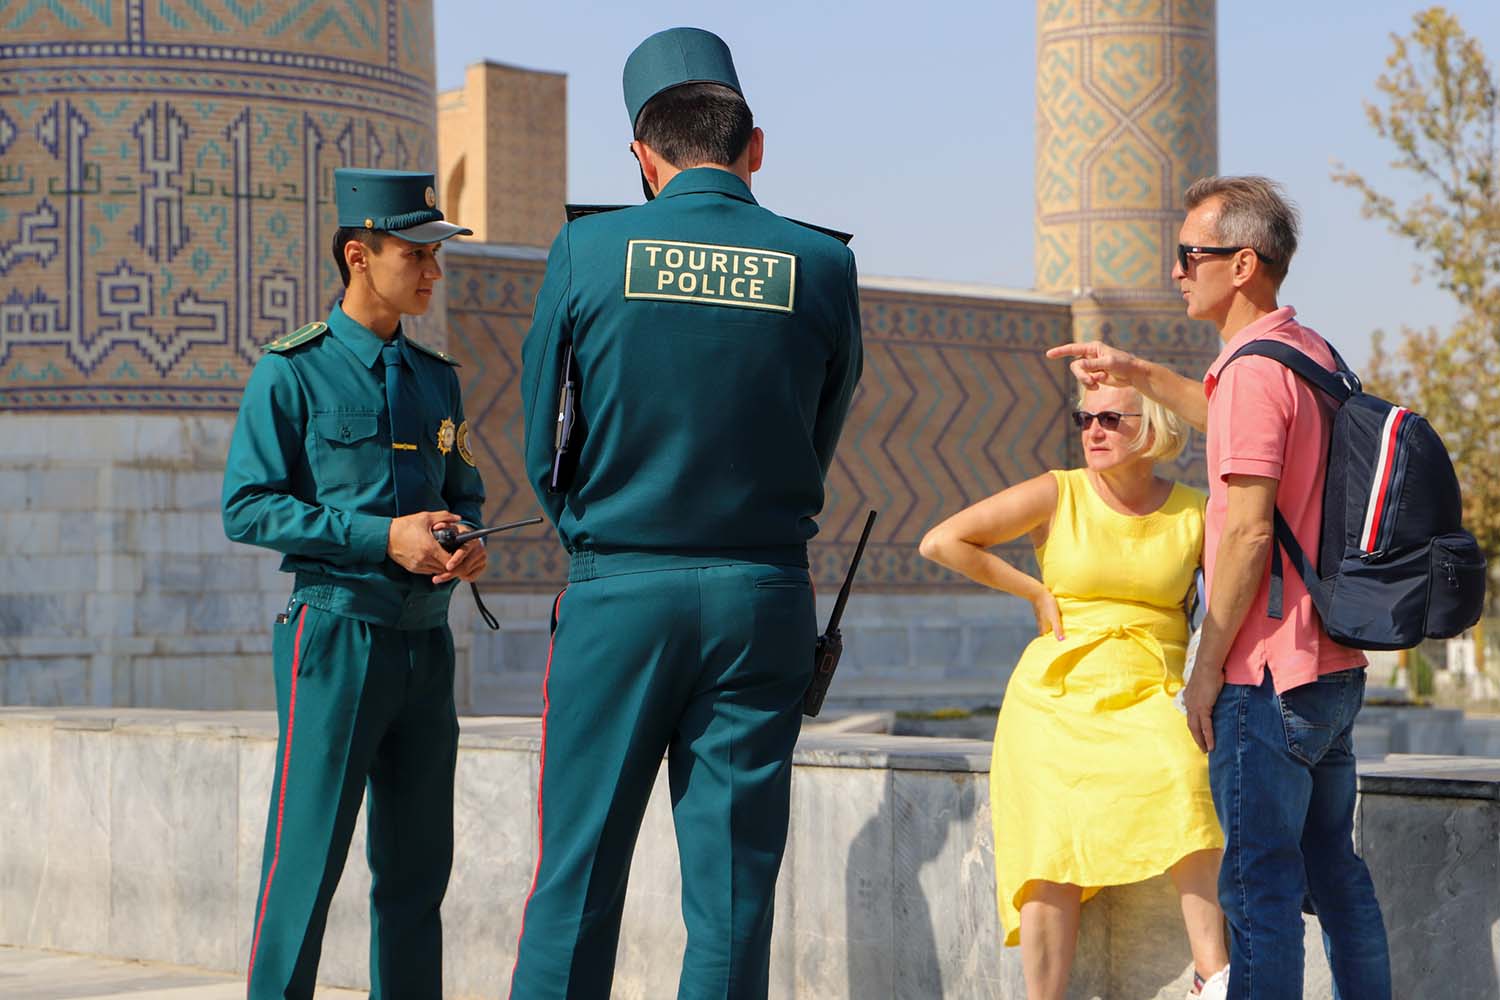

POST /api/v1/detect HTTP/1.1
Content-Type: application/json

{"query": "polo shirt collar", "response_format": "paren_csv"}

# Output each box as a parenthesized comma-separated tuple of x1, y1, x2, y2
(1204, 305, 1298, 387)
(656, 166, 758, 205)
(327, 301, 402, 369)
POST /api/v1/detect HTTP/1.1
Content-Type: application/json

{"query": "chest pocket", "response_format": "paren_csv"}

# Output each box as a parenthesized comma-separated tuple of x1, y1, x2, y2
(310, 410, 383, 486)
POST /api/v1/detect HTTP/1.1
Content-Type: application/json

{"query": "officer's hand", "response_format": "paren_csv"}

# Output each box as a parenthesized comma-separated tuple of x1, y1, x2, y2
(388, 511, 457, 575)
(1045, 340, 1142, 390)
(433, 537, 488, 585)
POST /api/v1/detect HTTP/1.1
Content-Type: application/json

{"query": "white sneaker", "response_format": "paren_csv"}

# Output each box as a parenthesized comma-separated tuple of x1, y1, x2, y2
(1187, 965, 1229, 1000)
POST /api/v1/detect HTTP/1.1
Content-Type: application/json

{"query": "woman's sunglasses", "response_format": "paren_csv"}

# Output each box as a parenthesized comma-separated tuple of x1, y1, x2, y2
(1071, 409, 1140, 431)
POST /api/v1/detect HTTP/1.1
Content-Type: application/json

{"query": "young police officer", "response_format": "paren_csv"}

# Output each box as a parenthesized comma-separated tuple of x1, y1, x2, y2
(512, 27, 863, 1000)
(222, 169, 486, 999)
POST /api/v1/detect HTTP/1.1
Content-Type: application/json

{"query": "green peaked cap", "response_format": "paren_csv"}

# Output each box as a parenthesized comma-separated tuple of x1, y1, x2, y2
(334, 168, 473, 244)
(623, 27, 743, 129)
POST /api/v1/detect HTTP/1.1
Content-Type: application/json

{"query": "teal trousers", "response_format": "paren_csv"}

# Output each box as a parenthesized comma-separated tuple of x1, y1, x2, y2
(247, 601, 459, 1000)
(509, 552, 815, 1000)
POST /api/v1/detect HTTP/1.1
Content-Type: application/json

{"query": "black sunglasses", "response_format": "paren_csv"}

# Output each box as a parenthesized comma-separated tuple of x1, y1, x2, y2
(1071, 409, 1140, 431)
(1175, 244, 1276, 272)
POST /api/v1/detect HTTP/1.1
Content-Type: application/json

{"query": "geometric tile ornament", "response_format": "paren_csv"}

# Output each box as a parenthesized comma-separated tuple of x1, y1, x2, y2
(0, 0, 438, 410)
(1036, 0, 1222, 483)
(445, 246, 1076, 591)
(1036, 0, 1218, 298)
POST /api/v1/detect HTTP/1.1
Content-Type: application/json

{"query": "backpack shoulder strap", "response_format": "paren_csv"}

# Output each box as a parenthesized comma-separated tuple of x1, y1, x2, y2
(1267, 509, 1331, 621)
(1224, 338, 1347, 623)
(1226, 339, 1354, 403)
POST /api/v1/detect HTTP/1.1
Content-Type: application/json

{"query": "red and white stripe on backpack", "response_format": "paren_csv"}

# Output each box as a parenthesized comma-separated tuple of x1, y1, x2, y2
(1358, 405, 1410, 554)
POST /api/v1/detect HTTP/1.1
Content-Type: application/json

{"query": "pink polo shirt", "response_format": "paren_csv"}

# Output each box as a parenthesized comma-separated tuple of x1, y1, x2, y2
(1203, 306, 1366, 693)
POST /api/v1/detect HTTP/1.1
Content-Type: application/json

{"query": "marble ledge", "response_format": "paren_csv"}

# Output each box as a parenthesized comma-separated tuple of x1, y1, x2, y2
(1356, 754, 1500, 801)
(2, 710, 1498, 796)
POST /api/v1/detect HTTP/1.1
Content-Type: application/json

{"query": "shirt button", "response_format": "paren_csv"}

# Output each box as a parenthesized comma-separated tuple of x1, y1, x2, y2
(340, 425, 351, 440)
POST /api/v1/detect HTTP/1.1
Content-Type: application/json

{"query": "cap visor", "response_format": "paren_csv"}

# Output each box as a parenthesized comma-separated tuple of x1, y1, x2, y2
(390, 219, 473, 244)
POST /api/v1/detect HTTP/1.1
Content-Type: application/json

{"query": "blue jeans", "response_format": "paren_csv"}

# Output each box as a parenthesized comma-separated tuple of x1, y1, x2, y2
(1209, 669, 1391, 1000)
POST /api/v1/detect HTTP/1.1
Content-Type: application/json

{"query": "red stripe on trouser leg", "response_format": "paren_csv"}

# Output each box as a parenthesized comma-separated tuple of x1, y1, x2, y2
(508, 588, 566, 999)
(248, 604, 307, 989)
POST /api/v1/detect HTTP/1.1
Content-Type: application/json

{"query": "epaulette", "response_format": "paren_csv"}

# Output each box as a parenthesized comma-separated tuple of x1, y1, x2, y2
(786, 217, 854, 246)
(262, 322, 328, 352)
(406, 338, 460, 366)
(565, 203, 631, 223)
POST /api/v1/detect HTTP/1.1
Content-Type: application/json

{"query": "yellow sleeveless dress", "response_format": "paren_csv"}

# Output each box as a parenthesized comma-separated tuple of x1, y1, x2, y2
(990, 468, 1222, 946)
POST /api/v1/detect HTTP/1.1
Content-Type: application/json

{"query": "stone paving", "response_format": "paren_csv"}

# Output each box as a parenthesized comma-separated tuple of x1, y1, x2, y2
(0, 945, 363, 999)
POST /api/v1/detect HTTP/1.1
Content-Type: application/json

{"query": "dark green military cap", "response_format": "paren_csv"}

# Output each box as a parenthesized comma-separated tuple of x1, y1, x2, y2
(623, 27, 743, 128)
(334, 168, 473, 244)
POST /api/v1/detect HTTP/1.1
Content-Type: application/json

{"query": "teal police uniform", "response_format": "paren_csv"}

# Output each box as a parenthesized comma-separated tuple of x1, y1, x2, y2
(510, 28, 863, 1000)
(222, 169, 481, 1000)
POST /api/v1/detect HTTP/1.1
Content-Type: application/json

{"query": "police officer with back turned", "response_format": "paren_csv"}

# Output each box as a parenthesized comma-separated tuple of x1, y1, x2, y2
(222, 168, 486, 999)
(510, 26, 864, 1000)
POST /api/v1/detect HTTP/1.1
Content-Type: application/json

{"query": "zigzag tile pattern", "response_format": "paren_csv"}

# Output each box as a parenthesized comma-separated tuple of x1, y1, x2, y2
(448, 251, 1076, 591)
(2, 0, 118, 42)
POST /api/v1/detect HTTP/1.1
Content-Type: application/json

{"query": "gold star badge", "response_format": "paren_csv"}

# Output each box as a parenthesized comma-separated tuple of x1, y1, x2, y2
(437, 417, 456, 455)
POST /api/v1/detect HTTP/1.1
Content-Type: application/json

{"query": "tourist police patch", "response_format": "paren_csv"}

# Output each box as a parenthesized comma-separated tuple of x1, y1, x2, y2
(624, 239, 797, 313)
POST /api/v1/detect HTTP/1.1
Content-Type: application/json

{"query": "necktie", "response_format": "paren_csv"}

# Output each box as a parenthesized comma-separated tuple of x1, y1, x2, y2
(382, 339, 424, 515)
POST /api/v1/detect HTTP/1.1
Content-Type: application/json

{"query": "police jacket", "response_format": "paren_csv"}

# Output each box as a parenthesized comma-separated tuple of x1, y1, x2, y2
(520, 168, 863, 556)
(222, 305, 486, 627)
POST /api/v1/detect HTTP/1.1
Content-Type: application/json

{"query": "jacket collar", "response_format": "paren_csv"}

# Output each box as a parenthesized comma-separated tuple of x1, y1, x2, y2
(328, 301, 402, 369)
(656, 166, 758, 205)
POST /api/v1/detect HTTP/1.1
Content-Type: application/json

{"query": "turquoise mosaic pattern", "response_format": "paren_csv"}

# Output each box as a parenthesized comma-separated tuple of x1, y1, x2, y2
(0, 0, 437, 410)
(1034, 0, 1218, 295)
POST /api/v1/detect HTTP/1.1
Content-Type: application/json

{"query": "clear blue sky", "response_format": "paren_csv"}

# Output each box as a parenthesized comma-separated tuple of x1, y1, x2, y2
(434, 2, 1500, 368)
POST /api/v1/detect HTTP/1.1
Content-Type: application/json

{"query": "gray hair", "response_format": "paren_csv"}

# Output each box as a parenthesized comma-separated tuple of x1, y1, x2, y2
(1183, 175, 1300, 285)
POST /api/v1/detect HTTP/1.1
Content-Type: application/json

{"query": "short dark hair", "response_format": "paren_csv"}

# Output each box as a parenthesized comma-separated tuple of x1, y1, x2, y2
(633, 82, 754, 169)
(332, 227, 387, 287)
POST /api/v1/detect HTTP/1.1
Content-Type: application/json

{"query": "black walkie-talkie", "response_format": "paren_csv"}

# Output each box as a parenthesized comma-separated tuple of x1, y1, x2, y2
(804, 509, 878, 717)
(433, 516, 544, 631)
(547, 344, 578, 494)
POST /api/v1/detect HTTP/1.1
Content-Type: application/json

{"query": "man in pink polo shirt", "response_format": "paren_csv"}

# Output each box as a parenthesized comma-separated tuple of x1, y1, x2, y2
(1049, 176, 1390, 999)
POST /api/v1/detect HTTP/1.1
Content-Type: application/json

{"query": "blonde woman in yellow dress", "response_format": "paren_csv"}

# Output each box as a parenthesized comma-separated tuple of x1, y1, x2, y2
(920, 385, 1229, 1000)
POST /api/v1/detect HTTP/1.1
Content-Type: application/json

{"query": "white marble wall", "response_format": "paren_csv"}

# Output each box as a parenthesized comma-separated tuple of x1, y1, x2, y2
(0, 414, 478, 711)
(2, 413, 1030, 718)
(3, 709, 1494, 998)
(463, 591, 1039, 718)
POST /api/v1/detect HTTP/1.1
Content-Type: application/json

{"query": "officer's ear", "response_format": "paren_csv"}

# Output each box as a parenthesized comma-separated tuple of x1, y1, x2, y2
(344, 238, 369, 279)
(631, 139, 663, 194)
(746, 127, 764, 176)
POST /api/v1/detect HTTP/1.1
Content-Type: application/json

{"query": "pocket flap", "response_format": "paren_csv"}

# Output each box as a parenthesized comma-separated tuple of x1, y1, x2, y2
(313, 411, 379, 445)
(1425, 531, 1486, 639)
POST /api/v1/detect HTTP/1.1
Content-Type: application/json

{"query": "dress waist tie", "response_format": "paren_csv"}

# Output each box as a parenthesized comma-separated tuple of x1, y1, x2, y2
(1035, 623, 1180, 699)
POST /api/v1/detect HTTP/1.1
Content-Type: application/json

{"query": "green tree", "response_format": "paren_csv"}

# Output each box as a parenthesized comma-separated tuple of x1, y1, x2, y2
(1333, 6, 1500, 560)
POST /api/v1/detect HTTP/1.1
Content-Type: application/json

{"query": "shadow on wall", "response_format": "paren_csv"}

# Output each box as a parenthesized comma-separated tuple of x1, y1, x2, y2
(844, 771, 979, 998)
(1361, 791, 1500, 999)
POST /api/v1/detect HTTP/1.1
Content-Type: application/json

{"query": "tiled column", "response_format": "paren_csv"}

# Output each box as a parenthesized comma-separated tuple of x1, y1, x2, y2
(1035, 0, 1221, 472)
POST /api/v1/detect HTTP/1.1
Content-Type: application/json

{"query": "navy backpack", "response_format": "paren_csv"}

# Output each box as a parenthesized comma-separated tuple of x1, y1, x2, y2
(1225, 339, 1487, 651)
